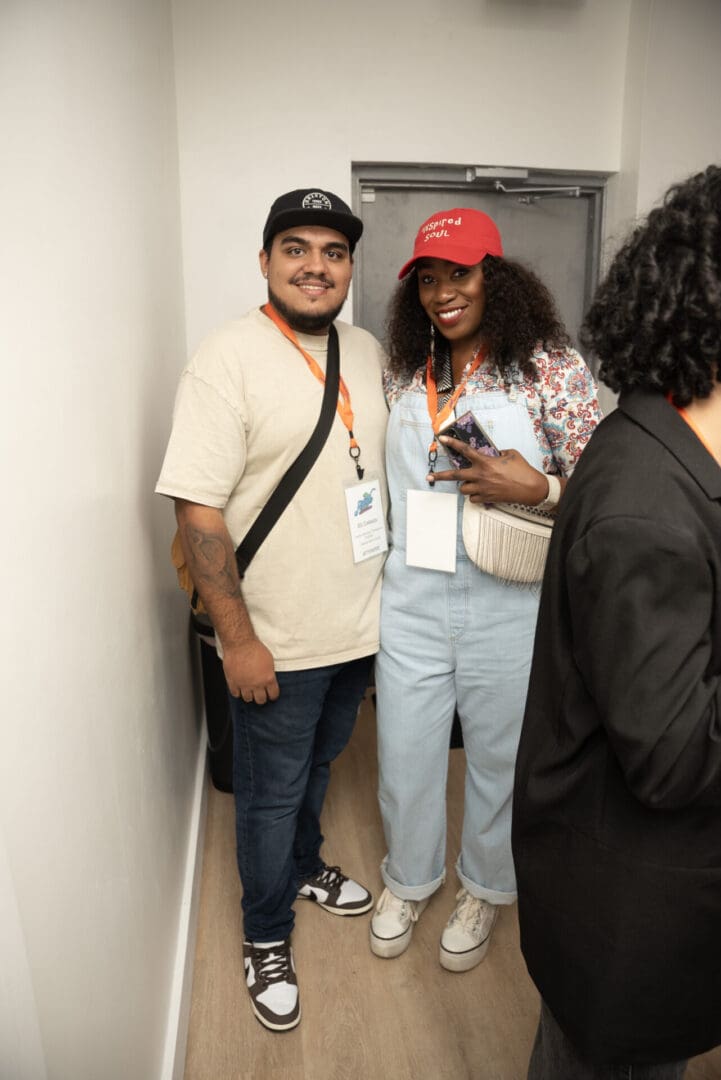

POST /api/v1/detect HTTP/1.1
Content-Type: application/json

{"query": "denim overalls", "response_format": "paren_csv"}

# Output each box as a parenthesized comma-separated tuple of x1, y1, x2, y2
(375, 380, 544, 905)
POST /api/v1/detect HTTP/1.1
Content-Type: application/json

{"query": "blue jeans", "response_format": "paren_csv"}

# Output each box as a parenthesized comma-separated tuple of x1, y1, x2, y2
(229, 655, 373, 943)
(528, 1002, 687, 1080)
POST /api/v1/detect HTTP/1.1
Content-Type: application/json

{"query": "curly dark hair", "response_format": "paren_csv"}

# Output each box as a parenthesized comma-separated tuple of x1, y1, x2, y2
(385, 255, 570, 381)
(580, 164, 721, 405)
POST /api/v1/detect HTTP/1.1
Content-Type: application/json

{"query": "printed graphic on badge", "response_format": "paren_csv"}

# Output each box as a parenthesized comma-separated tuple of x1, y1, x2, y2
(345, 477, 387, 564)
(354, 490, 374, 516)
(442, 410, 499, 469)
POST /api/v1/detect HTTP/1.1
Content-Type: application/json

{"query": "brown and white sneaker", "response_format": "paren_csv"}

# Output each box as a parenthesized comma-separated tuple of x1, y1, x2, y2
(243, 938, 300, 1031)
(297, 863, 373, 915)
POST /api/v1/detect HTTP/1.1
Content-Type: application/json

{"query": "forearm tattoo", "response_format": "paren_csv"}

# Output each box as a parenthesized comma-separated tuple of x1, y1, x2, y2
(183, 524, 241, 599)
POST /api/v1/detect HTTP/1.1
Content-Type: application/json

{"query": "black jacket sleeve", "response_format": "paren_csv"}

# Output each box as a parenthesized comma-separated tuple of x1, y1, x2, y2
(566, 514, 721, 808)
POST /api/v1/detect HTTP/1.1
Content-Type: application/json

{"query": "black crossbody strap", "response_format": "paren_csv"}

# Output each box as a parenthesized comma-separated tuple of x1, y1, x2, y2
(189, 325, 340, 612)
(235, 322, 340, 578)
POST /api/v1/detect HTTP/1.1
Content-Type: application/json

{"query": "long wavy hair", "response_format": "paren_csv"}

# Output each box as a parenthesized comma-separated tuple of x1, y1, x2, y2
(580, 164, 721, 405)
(385, 255, 570, 381)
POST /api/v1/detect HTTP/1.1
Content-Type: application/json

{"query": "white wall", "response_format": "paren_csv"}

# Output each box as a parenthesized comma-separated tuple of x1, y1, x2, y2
(596, 0, 721, 414)
(635, 0, 721, 213)
(173, 0, 721, 351)
(0, 3, 202, 1078)
(607, 0, 721, 247)
(171, 0, 633, 350)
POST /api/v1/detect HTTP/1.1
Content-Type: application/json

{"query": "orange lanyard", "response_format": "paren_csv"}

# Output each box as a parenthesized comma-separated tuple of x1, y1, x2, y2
(425, 350, 484, 476)
(262, 302, 364, 479)
(675, 403, 717, 460)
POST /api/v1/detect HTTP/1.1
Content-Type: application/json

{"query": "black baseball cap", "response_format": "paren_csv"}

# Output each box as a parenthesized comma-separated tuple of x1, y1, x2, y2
(262, 188, 364, 253)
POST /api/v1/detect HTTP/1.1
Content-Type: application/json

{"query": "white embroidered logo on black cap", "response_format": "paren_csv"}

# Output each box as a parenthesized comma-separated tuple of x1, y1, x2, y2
(302, 192, 332, 210)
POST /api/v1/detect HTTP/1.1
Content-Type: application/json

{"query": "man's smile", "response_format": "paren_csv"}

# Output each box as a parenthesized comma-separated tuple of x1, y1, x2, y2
(293, 275, 333, 298)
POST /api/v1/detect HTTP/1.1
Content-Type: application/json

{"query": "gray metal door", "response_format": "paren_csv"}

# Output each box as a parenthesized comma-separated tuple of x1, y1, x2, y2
(352, 165, 607, 361)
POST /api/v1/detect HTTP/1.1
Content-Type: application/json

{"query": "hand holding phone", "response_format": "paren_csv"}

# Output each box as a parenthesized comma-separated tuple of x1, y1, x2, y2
(440, 410, 499, 469)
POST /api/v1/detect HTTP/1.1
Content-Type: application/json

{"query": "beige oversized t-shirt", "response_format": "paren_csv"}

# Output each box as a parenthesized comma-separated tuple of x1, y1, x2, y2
(156, 307, 389, 671)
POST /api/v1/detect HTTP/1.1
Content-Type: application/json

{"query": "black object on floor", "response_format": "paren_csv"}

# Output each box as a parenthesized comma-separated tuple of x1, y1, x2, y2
(197, 632, 234, 793)
(450, 710, 464, 750)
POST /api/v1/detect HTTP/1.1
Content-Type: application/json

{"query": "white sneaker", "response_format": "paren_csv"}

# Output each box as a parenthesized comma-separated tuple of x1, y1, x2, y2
(369, 887, 429, 958)
(439, 888, 498, 972)
(243, 938, 300, 1031)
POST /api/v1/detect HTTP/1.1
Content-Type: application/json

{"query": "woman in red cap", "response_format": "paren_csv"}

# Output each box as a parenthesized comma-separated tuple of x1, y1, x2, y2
(369, 207, 600, 970)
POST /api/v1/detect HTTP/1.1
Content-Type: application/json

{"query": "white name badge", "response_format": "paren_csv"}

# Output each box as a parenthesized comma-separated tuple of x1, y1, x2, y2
(406, 489, 457, 573)
(344, 477, 388, 564)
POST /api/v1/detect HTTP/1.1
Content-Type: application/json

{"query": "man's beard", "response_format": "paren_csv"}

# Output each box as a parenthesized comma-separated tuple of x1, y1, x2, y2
(268, 284, 346, 333)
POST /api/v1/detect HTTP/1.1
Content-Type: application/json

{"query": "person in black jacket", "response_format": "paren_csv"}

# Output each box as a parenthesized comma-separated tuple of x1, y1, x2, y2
(512, 162, 721, 1079)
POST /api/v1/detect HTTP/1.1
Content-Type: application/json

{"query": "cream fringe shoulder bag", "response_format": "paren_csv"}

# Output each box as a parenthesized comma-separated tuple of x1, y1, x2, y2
(462, 499, 555, 585)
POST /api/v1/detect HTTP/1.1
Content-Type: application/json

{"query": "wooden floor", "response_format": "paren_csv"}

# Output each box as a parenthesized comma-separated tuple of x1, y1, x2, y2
(184, 696, 721, 1080)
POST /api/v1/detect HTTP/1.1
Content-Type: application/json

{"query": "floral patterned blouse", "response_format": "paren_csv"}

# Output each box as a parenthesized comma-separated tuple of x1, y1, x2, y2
(383, 345, 601, 477)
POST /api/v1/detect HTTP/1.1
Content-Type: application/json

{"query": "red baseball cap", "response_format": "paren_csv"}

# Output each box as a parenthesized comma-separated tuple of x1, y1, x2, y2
(397, 208, 503, 279)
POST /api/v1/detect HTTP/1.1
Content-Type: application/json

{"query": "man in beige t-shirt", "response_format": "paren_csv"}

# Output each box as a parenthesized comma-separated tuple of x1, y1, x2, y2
(156, 188, 388, 1032)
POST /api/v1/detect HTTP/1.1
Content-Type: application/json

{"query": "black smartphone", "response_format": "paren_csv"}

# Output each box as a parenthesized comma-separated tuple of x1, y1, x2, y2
(441, 410, 499, 469)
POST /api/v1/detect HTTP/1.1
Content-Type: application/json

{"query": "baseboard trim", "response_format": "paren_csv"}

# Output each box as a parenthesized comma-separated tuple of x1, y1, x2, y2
(161, 736, 208, 1080)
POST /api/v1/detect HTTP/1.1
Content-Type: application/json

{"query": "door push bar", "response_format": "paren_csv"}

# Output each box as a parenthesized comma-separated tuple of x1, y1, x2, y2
(494, 180, 582, 204)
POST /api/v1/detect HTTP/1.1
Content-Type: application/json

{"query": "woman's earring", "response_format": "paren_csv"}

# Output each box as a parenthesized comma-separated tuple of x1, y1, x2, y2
(429, 322, 436, 361)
